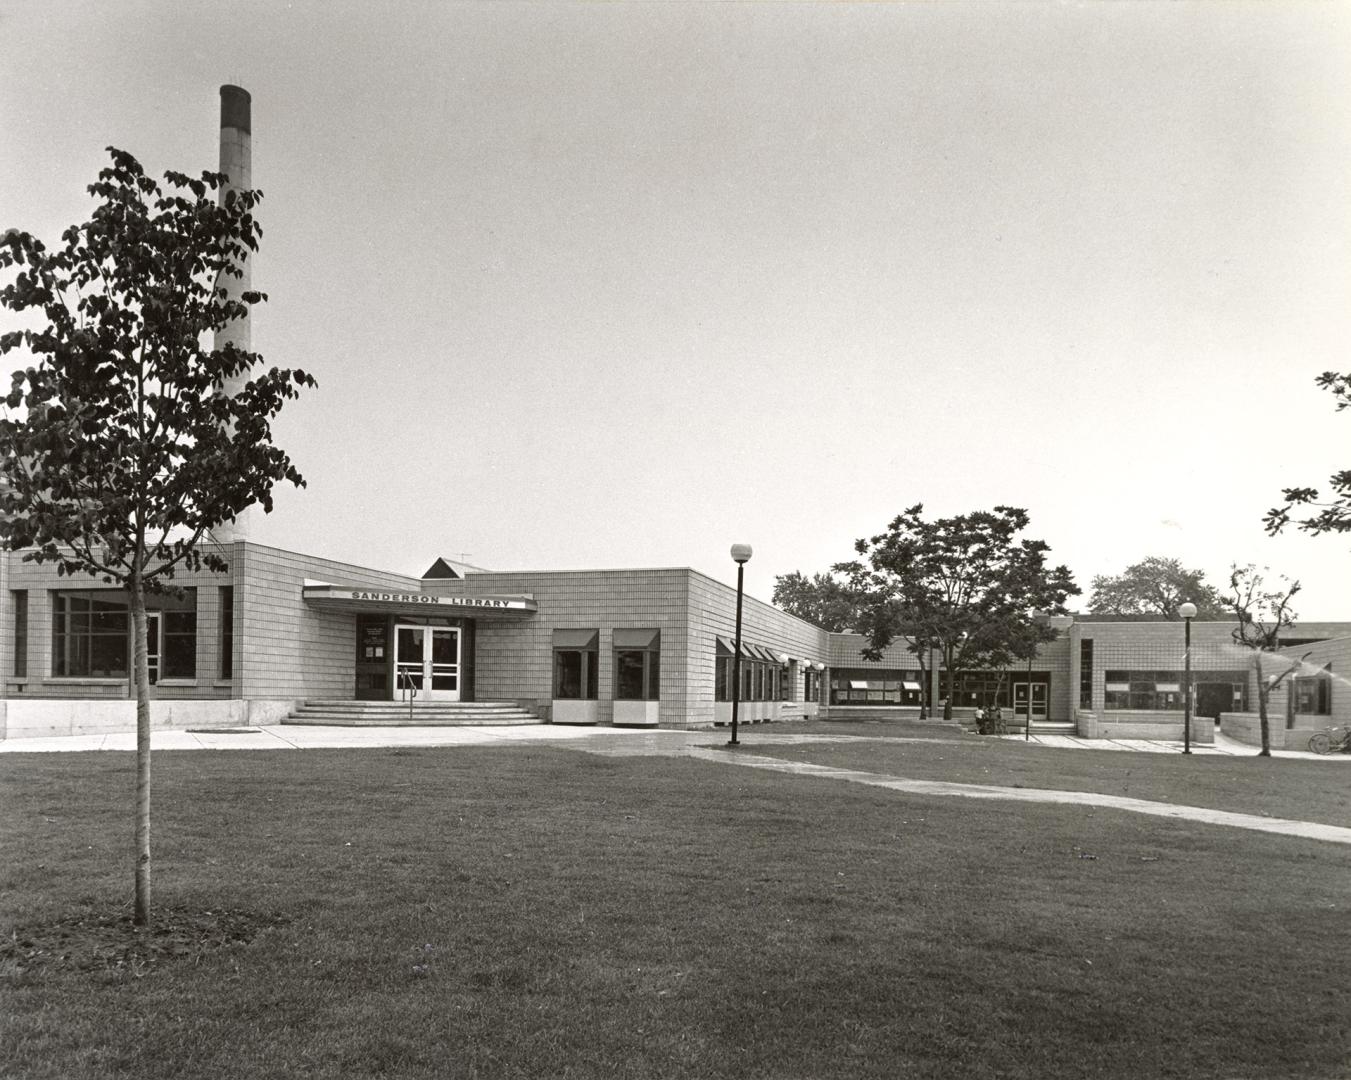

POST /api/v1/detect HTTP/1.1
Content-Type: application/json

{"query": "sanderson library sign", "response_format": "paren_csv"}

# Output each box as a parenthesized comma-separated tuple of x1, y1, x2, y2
(302, 583, 538, 616)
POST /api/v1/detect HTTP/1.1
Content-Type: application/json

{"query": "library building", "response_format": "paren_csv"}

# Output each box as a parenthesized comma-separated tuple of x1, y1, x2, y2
(1, 538, 1347, 751)
(2, 86, 1348, 749)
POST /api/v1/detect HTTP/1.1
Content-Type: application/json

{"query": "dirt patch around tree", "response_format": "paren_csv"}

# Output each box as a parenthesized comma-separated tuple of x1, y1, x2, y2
(1, 906, 291, 981)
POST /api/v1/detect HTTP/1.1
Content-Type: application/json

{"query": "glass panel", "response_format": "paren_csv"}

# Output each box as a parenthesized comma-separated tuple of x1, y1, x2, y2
(616, 651, 646, 700)
(90, 633, 129, 678)
(162, 631, 196, 679)
(555, 650, 583, 699)
(144, 613, 161, 685)
(430, 629, 459, 666)
(430, 672, 458, 691)
(396, 626, 425, 659)
(396, 627, 425, 692)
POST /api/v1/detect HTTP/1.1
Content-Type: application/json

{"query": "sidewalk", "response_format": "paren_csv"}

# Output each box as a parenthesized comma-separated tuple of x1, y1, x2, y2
(2, 723, 1346, 760)
(1007, 729, 1349, 761)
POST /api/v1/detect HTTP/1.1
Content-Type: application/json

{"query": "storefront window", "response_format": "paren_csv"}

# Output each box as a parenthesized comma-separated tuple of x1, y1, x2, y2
(1104, 671, 1181, 711)
(52, 591, 129, 678)
(803, 668, 820, 703)
(829, 668, 921, 706)
(715, 638, 789, 702)
(553, 630, 598, 700)
(614, 630, 660, 701)
(50, 589, 197, 680)
(162, 609, 197, 679)
(1292, 671, 1331, 715)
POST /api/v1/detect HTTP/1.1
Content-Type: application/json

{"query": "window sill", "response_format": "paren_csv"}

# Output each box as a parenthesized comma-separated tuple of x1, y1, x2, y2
(156, 680, 199, 688)
(47, 677, 128, 685)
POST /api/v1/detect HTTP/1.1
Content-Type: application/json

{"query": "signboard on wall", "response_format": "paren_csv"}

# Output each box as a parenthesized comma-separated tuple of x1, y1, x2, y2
(303, 583, 537, 616)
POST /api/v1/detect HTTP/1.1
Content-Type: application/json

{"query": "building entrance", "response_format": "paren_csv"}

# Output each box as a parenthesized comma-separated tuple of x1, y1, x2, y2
(1013, 682, 1048, 722)
(394, 625, 461, 701)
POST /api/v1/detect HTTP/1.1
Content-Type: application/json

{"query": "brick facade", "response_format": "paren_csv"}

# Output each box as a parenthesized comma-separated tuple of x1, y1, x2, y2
(2, 542, 1349, 740)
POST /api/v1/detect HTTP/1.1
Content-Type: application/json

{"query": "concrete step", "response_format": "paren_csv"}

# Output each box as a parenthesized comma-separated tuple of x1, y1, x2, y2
(284, 700, 541, 727)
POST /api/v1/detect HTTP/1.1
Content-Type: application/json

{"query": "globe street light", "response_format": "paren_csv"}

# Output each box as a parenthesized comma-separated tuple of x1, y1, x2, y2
(728, 544, 753, 747)
(1179, 602, 1198, 754)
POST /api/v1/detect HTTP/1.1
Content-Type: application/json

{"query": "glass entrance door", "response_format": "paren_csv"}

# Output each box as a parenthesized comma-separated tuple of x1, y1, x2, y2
(145, 612, 161, 685)
(1013, 682, 1047, 723)
(394, 625, 461, 701)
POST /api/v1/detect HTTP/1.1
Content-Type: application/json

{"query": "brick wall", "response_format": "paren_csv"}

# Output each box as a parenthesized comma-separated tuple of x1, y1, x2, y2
(3, 544, 246, 701)
(461, 567, 830, 729)
(236, 543, 422, 701)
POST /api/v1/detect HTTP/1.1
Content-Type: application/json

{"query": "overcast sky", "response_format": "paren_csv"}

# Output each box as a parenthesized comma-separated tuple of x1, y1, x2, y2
(2, 1, 1348, 617)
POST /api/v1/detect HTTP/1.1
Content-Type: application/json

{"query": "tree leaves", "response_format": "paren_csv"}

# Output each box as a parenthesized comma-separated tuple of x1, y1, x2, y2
(836, 506, 1081, 706)
(0, 146, 315, 590)
(1087, 557, 1226, 620)
(1264, 371, 1350, 537)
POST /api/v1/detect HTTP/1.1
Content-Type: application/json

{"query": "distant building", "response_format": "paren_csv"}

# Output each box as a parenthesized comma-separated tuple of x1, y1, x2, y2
(1, 542, 1346, 745)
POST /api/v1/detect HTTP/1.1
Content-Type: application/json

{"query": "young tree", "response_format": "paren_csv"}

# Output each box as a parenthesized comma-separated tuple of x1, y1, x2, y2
(837, 505, 1079, 723)
(1264, 371, 1351, 537)
(0, 148, 315, 926)
(771, 570, 862, 632)
(1088, 556, 1226, 619)
(1226, 565, 1302, 757)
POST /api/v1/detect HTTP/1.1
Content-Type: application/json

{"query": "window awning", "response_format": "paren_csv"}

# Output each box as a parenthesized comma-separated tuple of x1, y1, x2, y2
(613, 628, 659, 649)
(903, 681, 922, 691)
(1155, 683, 1180, 693)
(716, 636, 737, 656)
(849, 680, 869, 690)
(1105, 683, 1129, 692)
(553, 629, 598, 649)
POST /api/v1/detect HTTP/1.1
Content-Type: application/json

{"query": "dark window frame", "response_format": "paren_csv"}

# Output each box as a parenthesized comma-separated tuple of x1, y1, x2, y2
(11, 590, 27, 679)
(219, 585, 234, 680)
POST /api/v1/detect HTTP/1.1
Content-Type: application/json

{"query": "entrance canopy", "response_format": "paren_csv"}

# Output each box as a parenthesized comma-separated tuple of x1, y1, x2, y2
(302, 582, 538, 620)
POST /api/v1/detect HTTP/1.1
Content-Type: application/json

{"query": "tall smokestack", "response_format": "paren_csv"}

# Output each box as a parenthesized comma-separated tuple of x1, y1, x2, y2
(214, 84, 254, 542)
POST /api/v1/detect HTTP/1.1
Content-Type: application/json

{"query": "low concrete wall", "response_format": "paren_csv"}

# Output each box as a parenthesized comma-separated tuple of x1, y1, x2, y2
(821, 706, 928, 723)
(0, 698, 303, 740)
(1077, 709, 1215, 744)
(713, 700, 785, 726)
(613, 700, 660, 728)
(1221, 712, 1328, 751)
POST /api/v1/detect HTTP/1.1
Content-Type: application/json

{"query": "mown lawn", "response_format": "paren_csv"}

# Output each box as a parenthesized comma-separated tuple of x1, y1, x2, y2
(773, 720, 1351, 827)
(2, 741, 1349, 1079)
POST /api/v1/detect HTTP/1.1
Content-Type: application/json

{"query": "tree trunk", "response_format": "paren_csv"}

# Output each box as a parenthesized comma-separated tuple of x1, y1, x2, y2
(1254, 652, 1271, 758)
(131, 570, 153, 926)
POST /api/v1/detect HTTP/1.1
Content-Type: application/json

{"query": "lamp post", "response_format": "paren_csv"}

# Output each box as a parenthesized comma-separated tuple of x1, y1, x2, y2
(728, 543, 753, 746)
(1179, 602, 1197, 754)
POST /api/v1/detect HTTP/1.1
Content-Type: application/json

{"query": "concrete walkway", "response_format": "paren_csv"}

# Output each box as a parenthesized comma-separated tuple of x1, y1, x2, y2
(5, 723, 1348, 845)
(685, 747, 1351, 846)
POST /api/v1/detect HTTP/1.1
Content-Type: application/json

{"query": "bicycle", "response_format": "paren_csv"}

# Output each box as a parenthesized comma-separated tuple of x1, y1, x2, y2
(1307, 726, 1351, 754)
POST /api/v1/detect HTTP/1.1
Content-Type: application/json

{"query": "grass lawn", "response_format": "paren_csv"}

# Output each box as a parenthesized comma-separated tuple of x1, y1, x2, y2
(760, 720, 1351, 828)
(2, 740, 1349, 1079)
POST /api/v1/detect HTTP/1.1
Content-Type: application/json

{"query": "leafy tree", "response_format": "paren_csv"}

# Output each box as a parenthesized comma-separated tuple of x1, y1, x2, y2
(1226, 565, 1302, 757)
(1088, 556, 1226, 619)
(836, 505, 1079, 723)
(1264, 371, 1351, 537)
(0, 148, 315, 926)
(771, 570, 862, 632)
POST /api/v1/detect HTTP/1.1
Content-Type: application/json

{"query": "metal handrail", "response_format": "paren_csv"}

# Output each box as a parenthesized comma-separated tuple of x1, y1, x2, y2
(397, 669, 418, 722)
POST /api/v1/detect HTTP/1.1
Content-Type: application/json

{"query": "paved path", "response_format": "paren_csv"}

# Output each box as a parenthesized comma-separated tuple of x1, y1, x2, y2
(5, 723, 1349, 845)
(685, 747, 1351, 846)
